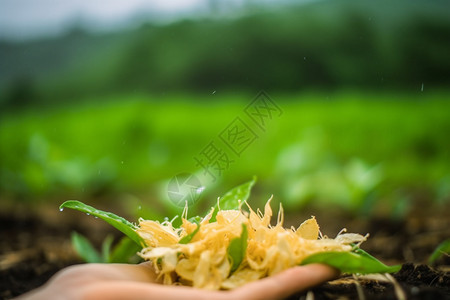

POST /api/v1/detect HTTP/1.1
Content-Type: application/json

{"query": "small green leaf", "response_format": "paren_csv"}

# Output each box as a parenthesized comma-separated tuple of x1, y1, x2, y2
(60, 200, 143, 246)
(71, 231, 102, 263)
(109, 236, 142, 263)
(101, 235, 114, 263)
(221, 176, 257, 210)
(352, 247, 383, 262)
(179, 223, 201, 244)
(210, 208, 218, 223)
(188, 216, 202, 224)
(228, 224, 248, 273)
(211, 177, 257, 222)
(301, 249, 401, 274)
(428, 239, 450, 264)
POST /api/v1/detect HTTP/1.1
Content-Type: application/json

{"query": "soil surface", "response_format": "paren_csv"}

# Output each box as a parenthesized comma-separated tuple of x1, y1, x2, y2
(1, 202, 449, 300)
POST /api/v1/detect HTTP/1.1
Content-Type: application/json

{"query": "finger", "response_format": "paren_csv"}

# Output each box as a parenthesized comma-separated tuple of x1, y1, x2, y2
(231, 264, 339, 300)
(50, 262, 159, 285)
(80, 281, 228, 300)
(103, 262, 160, 283)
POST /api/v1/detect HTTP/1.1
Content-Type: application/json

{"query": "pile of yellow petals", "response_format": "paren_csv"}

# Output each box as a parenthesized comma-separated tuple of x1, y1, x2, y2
(137, 198, 366, 290)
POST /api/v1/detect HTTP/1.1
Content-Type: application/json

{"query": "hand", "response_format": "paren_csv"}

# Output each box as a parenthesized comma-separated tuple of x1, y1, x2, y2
(17, 262, 338, 300)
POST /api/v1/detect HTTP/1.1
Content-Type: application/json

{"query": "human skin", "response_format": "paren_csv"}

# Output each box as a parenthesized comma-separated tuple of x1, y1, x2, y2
(17, 262, 339, 300)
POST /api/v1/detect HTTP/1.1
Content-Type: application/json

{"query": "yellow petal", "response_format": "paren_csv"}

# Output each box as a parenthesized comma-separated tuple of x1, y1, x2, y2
(261, 196, 273, 227)
(221, 268, 265, 289)
(296, 216, 319, 240)
(193, 250, 212, 288)
(176, 257, 198, 281)
(138, 220, 179, 247)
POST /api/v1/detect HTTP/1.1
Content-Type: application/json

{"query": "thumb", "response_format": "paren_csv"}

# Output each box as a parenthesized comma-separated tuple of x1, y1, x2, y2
(231, 264, 339, 300)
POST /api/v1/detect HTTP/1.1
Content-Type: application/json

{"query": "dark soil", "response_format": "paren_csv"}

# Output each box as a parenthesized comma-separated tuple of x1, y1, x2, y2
(292, 263, 450, 300)
(1, 203, 449, 300)
(0, 204, 113, 299)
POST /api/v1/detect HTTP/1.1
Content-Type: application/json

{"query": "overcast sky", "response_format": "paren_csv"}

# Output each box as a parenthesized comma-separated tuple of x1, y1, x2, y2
(0, 0, 206, 39)
(0, 0, 302, 40)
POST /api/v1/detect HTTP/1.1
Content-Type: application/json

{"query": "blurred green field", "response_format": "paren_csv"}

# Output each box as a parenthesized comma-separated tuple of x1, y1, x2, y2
(1, 0, 449, 221)
(1, 91, 449, 219)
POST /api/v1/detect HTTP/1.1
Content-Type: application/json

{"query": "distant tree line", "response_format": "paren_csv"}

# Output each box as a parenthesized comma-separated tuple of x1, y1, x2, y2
(0, 0, 449, 107)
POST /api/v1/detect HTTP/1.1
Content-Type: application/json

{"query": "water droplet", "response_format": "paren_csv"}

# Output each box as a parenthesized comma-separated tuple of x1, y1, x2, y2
(86, 213, 90, 216)
(94, 216, 98, 219)
(303, 57, 306, 60)
(138, 205, 142, 210)
(196, 186, 205, 194)
(59, 208, 64, 212)
(164, 217, 169, 222)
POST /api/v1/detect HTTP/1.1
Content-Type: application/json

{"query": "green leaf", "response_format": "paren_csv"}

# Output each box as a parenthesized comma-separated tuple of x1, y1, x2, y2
(109, 236, 142, 263)
(188, 216, 202, 224)
(71, 231, 102, 263)
(211, 177, 257, 222)
(60, 200, 143, 246)
(227, 224, 248, 273)
(428, 239, 450, 264)
(101, 235, 114, 263)
(352, 247, 382, 262)
(220, 176, 257, 210)
(179, 223, 201, 244)
(301, 249, 401, 274)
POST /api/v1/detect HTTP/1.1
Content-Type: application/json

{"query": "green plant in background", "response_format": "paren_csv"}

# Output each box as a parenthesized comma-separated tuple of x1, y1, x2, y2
(276, 128, 384, 214)
(2, 93, 449, 219)
(428, 239, 450, 265)
(60, 178, 400, 274)
(71, 232, 141, 263)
